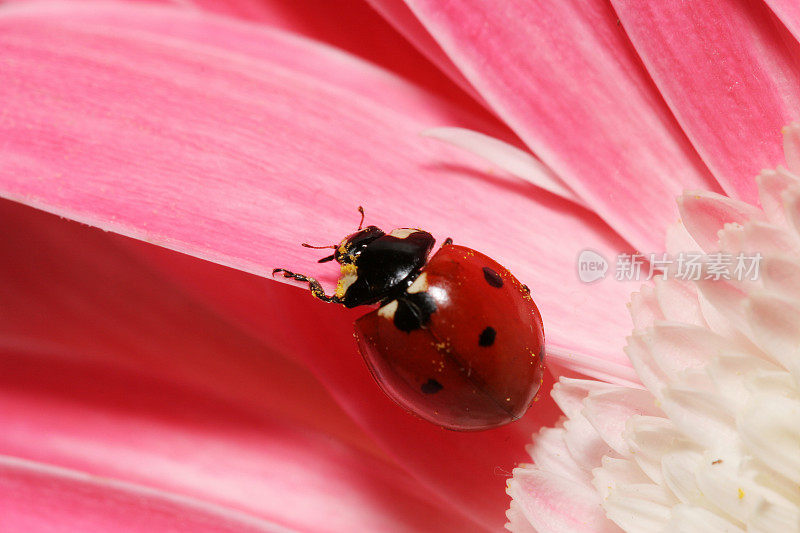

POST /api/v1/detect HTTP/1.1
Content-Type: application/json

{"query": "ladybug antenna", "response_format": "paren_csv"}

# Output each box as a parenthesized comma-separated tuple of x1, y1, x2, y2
(357, 206, 365, 230)
(301, 242, 336, 250)
(300, 242, 338, 263)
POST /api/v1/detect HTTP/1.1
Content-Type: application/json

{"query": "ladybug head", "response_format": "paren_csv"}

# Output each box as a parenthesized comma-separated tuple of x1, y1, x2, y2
(332, 225, 385, 265)
(311, 225, 385, 265)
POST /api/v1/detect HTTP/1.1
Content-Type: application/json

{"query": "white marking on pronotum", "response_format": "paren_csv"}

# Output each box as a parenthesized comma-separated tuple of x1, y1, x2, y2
(389, 228, 417, 239)
(335, 264, 358, 298)
(378, 300, 399, 319)
(422, 127, 585, 206)
(407, 272, 428, 294)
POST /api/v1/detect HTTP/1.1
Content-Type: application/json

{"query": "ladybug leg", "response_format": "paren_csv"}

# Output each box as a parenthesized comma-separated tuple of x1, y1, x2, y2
(443, 237, 453, 246)
(272, 268, 343, 303)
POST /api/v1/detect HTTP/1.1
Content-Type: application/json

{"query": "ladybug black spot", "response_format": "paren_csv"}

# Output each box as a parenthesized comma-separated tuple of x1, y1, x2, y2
(421, 378, 443, 394)
(393, 291, 437, 332)
(479, 326, 496, 347)
(482, 267, 503, 288)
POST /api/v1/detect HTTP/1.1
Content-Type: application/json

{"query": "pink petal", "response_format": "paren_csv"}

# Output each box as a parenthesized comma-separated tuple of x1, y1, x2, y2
(765, 2, 800, 69)
(0, 3, 636, 374)
(612, 0, 800, 203)
(10, 0, 486, 120)
(195, 0, 503, 127)
(0, 201, 474, 531)
(364, 0, 484, 105)
(0, 456, 286, 533)
(379, 0, 719, 251)
(677, 191, 764, 252)
(422, 127, 583, 205)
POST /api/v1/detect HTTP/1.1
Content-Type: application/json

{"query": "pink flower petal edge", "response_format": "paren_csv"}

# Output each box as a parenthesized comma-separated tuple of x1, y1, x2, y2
(375, 0, 719, 252)
(612, 0, 800, 204)
(0, 2, 637, 374)
(0, 455, 288, 533)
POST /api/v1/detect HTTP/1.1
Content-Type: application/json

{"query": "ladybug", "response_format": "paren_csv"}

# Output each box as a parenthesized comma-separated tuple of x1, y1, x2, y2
(274, 208, 545, 431)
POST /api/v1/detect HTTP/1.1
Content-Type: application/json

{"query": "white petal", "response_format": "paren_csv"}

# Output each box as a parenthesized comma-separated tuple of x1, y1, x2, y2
(696, 287, 742, 340)
(677, 191, 764, 252)
(592, 457, 651, 500)
(757, 168, 798, 229)
(547, 347, 641, 387)
(666, 504, 744, 533)
(644, 322, 747, 383)
(506, 500, 538, 533)
(738, 394, 800, 485)
(744, 371, 798, 400)
(692, 459, 749, 524)
(694, 280, 755, 344)
(508, 469, 621, 533)
(747, 497, 800, 533)
(654, 279, 706, 327)
(741, 221, 800, 257)
(658, 387, 737, 450)
(718, 223, 746, 255)
(660, 450, 706, 505)
(552, 378, 616, 420)
(760, 254, 800, 302)
(706, 354, 783, 411)
(629, 284, 664, 330)
(562, 414, 619, 472)
(624, 415, 698, 485)
(745, 292, 800, 381)
(693, 455, 798, 527)
(582, 388, 662, 456)
(526, 426, 589, 484)
(603, 484, 675, 533)
(625, 334, 669, 398)
(783, 182, 800, 245)
(665, 222, 701, 256)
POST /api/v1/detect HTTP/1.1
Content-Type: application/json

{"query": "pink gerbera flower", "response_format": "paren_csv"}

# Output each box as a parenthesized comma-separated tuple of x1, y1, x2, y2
(1, 0, 798, 531)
